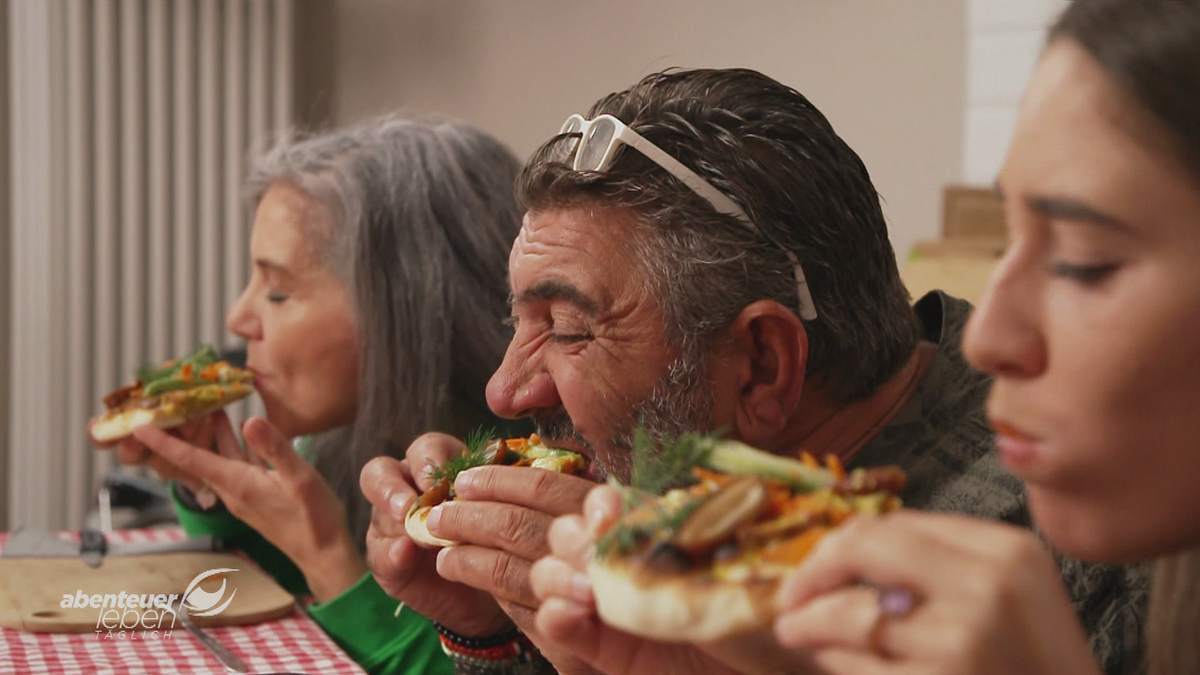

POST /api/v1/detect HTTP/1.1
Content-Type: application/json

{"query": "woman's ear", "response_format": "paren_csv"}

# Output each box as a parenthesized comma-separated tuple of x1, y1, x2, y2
(723, 300, 808, 446)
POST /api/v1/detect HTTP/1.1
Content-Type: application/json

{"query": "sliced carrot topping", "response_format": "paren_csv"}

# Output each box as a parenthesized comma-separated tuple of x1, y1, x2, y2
(763, 481, 794, 518)
(691, 467, 734, 487)
(759, 526, 830, 565)
(528, 432, 541, 446)
(781, 493, 826, 516)
(800, 452, 819, 468)
(180, 364, 194, 381)
(825, 454, 846, 481)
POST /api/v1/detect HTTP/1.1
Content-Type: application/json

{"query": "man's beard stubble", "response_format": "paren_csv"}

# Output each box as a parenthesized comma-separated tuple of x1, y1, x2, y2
(533, 345, 715, 483)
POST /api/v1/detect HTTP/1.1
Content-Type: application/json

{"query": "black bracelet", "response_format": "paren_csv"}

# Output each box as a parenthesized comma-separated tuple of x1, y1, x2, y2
(432, 622, 522, 649)
(432, 623, 551, 675)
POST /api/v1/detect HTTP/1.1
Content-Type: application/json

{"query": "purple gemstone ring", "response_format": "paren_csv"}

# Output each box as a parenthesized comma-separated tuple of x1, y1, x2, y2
(878, 586, 918, 617)
(869, 586, 919, 657)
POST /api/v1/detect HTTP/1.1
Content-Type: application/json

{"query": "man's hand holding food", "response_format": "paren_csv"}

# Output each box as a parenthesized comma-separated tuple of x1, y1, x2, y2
(361, 433, 515, 637)
(362, 433, 594, 642)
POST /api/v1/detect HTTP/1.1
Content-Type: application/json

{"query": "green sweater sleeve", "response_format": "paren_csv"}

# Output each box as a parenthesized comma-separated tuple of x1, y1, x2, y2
(308, 573, 454, 675)
(170, 484, 309, 595)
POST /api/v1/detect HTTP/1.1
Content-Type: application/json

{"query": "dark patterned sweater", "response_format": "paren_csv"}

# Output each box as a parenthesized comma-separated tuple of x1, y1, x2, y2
(851, 291, 1149, 675)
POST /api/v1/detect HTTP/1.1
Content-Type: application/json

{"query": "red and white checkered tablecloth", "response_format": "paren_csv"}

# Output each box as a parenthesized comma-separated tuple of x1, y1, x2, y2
(0, 528, 367, 675)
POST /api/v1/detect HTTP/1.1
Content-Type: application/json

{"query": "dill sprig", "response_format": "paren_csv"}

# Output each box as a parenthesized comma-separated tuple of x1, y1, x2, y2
(597, 478, 652, 558)
(595, 428, 719, 559)
(596, 474, 708, 559)
(630, 427, 719, 495)
(135, 343, 220, 383)
(426, 427, 496, 491)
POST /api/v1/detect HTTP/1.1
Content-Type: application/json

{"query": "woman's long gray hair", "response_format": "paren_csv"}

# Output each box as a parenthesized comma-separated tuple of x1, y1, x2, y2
(245, 116, 523, 547)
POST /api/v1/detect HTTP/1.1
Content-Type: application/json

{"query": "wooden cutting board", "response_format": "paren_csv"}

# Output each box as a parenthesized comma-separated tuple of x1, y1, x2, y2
(0, 551, 296, 633)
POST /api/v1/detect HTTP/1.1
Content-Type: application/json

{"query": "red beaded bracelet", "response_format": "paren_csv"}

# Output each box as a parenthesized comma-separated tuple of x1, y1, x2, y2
(432, 623, 547, 675)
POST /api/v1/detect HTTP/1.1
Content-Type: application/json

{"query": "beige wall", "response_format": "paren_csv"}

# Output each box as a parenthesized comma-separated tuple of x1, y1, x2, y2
(330, 0, 966, 260)
(0, 0, 9, 530)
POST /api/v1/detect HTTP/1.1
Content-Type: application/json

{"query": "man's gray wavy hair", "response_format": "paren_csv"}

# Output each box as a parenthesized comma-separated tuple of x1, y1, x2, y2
(517, 68, 921, 403)
(245, 116, 523, 546)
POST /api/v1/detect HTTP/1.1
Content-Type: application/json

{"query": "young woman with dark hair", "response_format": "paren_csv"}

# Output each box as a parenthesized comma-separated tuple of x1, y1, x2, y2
(772, 2, 1200, 673)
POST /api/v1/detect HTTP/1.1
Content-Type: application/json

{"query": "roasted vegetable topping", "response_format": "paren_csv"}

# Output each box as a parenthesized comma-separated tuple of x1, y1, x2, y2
(640, 541, 695, 574)
(834, 466, 908, 496)
(673, 475, 770, 556)
(417, 480, 451, 509)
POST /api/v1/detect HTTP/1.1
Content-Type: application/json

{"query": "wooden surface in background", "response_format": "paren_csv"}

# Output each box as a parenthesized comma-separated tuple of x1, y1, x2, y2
(0, 551, 294, 633)
(902, 185, 1005, 305)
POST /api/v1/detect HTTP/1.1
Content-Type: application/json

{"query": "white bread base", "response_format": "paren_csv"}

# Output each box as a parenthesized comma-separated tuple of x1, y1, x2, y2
(588, 557, 778, 643)
(88, 384, 254, 443)
(405, 505, 458, 548)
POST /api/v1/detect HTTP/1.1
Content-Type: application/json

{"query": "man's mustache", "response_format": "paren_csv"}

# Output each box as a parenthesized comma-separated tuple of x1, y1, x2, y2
(533, 409, 591, 449)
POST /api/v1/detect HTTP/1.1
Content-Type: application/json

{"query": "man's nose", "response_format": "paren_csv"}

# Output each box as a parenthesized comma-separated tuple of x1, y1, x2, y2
(486, 349, 560, 419)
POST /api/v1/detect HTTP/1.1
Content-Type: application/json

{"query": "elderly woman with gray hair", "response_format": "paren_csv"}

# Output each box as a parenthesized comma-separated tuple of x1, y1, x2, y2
(105, 116, 526, 674)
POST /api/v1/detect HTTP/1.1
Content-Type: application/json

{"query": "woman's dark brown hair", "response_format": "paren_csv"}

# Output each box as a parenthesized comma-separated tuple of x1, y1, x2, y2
(1050, 2, 1200, 674)
(1051, 0, 1200, 180)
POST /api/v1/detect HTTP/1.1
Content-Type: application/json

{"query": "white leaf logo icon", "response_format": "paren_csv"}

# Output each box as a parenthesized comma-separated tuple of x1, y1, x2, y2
(182, 568, 239, 617)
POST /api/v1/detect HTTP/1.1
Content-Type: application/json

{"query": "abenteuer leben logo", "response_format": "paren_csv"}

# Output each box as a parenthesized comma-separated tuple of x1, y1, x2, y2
(58, 567, 240, 640)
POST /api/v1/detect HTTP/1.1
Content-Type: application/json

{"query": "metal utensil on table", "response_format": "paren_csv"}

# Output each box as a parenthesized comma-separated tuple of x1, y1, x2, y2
(0, 528, 219, 563)
(79, 529, 107, 567)
(173, 597, 249, 673)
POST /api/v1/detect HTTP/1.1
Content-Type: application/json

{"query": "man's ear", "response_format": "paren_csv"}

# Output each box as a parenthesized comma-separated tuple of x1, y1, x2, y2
(722, 300, 808, 446)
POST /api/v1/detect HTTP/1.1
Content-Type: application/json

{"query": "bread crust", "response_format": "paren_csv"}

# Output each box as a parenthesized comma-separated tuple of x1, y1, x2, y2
(405, 504, 458, 548)
(88, 382, 255, 443)
(587, 555, 781, 642)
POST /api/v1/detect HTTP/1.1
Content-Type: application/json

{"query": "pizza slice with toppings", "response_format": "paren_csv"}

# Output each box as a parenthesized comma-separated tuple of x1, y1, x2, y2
(89, 344, 256, 444)
(589, 433, 905, 642)
(406, 432, 591, 548)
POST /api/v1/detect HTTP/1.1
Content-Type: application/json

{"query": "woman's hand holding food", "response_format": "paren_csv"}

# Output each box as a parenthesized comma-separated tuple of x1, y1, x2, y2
(531, 485, 751, 675)
(134, 412, 366, 603)
(94, 416, 214, 497)
(774, 511, 1102, 675)
(90, 345, 257, 501)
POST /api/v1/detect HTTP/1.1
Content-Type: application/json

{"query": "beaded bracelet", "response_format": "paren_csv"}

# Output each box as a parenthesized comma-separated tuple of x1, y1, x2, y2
(432, 623, 549, 675)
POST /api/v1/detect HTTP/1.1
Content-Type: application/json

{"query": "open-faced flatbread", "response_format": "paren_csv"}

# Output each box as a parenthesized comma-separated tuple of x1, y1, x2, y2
(406, 433, 590, 548)
(589, 437, 905, 642)
(89, 345, 256, 444)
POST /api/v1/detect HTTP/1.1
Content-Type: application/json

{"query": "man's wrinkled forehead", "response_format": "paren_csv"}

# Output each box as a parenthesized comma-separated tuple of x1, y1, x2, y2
(511, 211, 538, 261)
(507, 207, 642, 299)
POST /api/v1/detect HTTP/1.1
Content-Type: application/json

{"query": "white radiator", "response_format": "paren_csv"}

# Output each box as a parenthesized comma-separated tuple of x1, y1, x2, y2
(7, 0, 297, 530)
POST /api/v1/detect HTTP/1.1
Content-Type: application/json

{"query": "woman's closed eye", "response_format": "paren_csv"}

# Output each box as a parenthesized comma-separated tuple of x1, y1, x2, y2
(1049, 261, 1119, 284)
(267, 292, 290, 304)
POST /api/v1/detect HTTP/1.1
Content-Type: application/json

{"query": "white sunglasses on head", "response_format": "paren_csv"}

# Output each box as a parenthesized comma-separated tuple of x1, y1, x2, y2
(559, 113, 818, 321)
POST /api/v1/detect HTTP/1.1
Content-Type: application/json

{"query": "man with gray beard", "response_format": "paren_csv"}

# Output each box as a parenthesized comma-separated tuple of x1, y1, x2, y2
(360, 68, 1145, 675)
